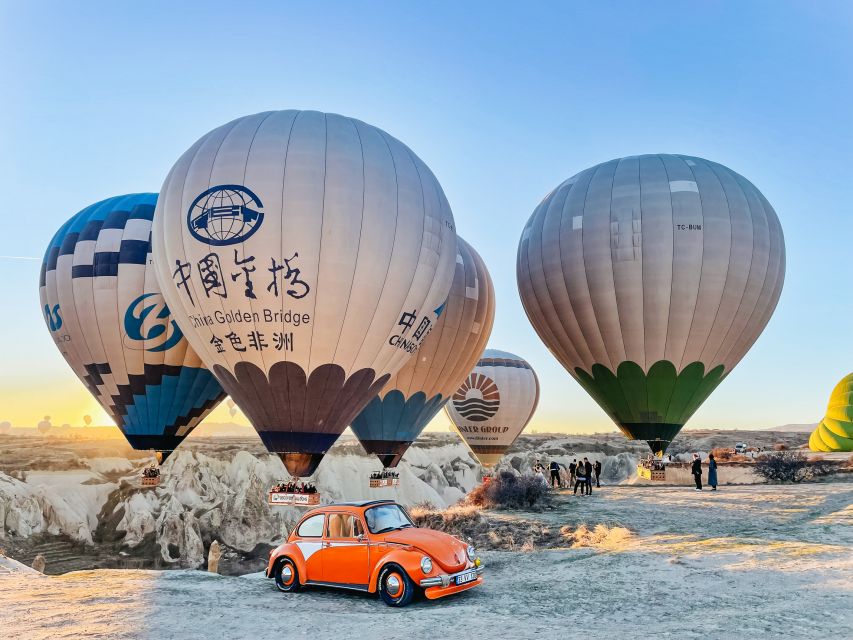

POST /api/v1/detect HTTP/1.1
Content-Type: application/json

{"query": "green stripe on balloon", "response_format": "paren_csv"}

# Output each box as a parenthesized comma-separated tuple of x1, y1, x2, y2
(574, 360, 726, 452)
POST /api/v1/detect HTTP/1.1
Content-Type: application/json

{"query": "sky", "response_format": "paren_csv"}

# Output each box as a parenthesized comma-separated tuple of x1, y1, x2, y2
(1, 1, 851, 436)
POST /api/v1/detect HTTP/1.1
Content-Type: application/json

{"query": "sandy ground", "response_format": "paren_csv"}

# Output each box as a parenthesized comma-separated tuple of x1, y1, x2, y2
(1, 483, 850, 640)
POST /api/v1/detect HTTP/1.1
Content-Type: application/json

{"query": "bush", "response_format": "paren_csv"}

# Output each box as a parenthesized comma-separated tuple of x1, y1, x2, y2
(773, 443, 788, 451)
(710, 447, 734, 461)
(466, 470, 550, 510)
(754, 451, 832, 483)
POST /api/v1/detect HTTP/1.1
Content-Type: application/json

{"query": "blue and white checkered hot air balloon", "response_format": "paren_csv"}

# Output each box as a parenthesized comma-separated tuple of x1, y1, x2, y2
(39, 194, 226, 462)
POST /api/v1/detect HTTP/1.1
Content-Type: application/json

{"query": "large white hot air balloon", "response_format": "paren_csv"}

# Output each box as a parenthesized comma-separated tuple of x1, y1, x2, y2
(445, 349, 540, 467)
(517, 154, 785, 454)
(40, 194, 226, 460)
(350, 236, 495, 468)
(153, 110, 457, 478)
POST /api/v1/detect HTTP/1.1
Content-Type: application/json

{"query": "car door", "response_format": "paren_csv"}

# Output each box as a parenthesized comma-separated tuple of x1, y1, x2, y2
(293, 513, 326, 581)
(321, 512, 370, 589)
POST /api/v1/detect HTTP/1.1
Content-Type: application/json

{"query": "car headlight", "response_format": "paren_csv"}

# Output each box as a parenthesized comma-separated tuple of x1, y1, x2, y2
(420, 556, 433, 574)
(466, 545, 476, 561)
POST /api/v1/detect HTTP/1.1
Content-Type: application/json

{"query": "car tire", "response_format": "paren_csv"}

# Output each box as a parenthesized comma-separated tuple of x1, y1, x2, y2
(273, 557, 301, 593)
(378, 563, 415, 607)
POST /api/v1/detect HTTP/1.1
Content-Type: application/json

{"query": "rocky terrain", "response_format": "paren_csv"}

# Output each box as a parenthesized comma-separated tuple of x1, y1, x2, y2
(0, 428, 818, 575)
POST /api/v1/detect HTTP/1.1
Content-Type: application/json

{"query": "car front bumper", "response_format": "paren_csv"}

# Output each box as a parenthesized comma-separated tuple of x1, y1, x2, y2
(419, 564, 484, 589)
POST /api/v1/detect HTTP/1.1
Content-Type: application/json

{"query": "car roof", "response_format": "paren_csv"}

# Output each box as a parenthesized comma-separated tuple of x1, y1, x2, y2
(302, 500, 396, 516)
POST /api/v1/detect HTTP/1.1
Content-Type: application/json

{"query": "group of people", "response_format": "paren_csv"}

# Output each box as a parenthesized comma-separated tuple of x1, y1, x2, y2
(690, 452, 718, 491)
(141, 467, 160, 478)
(271, 481, 317, 494)
(369, 469, 399, 480)
(532, 457, 603, 495)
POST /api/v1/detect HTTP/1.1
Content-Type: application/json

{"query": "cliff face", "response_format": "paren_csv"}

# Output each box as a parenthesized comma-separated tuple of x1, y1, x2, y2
(0, 436, 486, 571)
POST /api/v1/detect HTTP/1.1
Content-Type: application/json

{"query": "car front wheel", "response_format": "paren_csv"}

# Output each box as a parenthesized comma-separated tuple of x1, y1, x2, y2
(378, 563, 415, 607)
(274, 557, 301, 593)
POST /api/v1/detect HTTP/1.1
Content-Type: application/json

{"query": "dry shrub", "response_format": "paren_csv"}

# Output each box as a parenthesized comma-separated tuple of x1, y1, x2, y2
(754, 450, 832, 482)
(710, 447, 734, 461)
(466, 471, 550, 510)
(773, 443, 788, 451)
(565, 524, 633, 549)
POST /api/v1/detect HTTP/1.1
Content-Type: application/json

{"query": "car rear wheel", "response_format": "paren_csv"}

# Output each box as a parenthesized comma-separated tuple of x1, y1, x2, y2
(274, 558, 301, 593)
(378, 563, 415, 607)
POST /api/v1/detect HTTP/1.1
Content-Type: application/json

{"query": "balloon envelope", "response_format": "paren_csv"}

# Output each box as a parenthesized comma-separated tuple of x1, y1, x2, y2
(40, 194, 226, 457)
(152, 111, 457, 476)
(445, 349, 540, 467)
(809, 374, 853, 452)
(517, 154, 785, 454)
(350, 236, 495, 467)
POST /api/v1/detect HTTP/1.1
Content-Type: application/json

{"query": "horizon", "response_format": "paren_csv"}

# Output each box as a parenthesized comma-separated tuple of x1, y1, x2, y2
(2, 2, 852, 436)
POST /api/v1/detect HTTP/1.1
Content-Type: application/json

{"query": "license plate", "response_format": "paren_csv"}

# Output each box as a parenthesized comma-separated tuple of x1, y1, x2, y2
(455, 570, 476, 585)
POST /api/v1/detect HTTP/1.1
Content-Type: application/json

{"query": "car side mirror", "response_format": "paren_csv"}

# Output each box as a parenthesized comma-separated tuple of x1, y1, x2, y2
(357, 533, 366, 542)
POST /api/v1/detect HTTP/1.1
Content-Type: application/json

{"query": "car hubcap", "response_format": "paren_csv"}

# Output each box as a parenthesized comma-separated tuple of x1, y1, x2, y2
(386, 574, 403, 597)
(281, 564, 294, 585)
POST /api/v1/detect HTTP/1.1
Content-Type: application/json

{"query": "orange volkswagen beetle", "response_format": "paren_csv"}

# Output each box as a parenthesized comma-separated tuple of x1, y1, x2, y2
(266, 500, 483, 606)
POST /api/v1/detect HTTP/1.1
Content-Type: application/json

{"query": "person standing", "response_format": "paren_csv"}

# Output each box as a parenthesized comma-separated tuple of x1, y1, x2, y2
(691, 453, 703, 490)
(569, 459, 577, 486)
(574, 464, 587, 495)
(549, 460, 561, 488)
(708, 453, 718, 491)
(593, 459, 602, 487)
(584, 457, 593, 494)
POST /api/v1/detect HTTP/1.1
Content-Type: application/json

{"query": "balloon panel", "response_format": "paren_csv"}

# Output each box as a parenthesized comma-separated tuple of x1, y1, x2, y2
(40, 194, 225, 453)
(517, 154, 785, 453)
(445, 349, 539, 466)
(810, 373, 853, 452)
(350, 237, 495, 466)
(152, 111, 456, 475)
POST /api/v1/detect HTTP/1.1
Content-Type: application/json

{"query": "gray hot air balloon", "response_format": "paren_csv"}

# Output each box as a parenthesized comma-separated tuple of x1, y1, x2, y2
(517, 154, 785, 454)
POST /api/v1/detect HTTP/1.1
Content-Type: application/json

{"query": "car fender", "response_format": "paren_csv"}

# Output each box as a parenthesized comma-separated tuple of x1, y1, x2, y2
(270, 543, 308, 583)
(368, 547, 422, 592)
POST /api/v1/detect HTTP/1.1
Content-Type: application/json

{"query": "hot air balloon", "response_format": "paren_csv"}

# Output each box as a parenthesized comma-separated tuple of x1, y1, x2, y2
(37, 416, 52, 435)
(152, 110, 457, 486)
(809, 374, 853, 452)
(0, 421, 11, 434)
(517, 154, 785, 455)
(350, 236, 495, 482)
(445, 349, 540, 467)
(39, 194, 226, 469)
(226, 398, 238, 418)
(83, 414, 92, 426)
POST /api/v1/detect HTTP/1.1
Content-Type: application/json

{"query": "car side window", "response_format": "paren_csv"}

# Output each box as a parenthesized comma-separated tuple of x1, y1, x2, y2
(296, 514, 325, 538)
(327, 513, 364, 539)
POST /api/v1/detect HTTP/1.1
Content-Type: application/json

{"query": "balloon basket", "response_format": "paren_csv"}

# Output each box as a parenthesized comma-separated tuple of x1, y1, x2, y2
(637, 462, 666, 482)
(268, 490, 321, 507)
(141, 468, 161, 488)
(369, 477, 399, 488)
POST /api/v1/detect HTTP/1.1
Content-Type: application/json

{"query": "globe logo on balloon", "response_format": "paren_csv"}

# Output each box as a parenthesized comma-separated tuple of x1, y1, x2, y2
(187, 184, 264, 246)
(123, 293, 184, 353)
(452, 373, 500, 422)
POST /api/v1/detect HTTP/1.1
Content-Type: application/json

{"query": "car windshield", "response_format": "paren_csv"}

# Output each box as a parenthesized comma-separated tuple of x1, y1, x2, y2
(364, 504, 415, 534)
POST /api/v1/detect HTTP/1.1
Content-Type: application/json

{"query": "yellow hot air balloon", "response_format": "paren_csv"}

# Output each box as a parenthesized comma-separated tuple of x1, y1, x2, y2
(153, 110, 457, 478)
(809, 374, 853, 452)
(445, 349, 540, 467)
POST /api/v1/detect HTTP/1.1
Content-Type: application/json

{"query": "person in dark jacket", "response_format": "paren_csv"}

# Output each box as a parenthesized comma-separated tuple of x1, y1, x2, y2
(593, 460, 602, 487)
(569, 459, 577, 486)
(708, 453, 718, 490)
(583, 458, 593, 494)
(574, 465, 587, 495)
(549, 460, 561, 488)
(691, 453, 702, 490)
